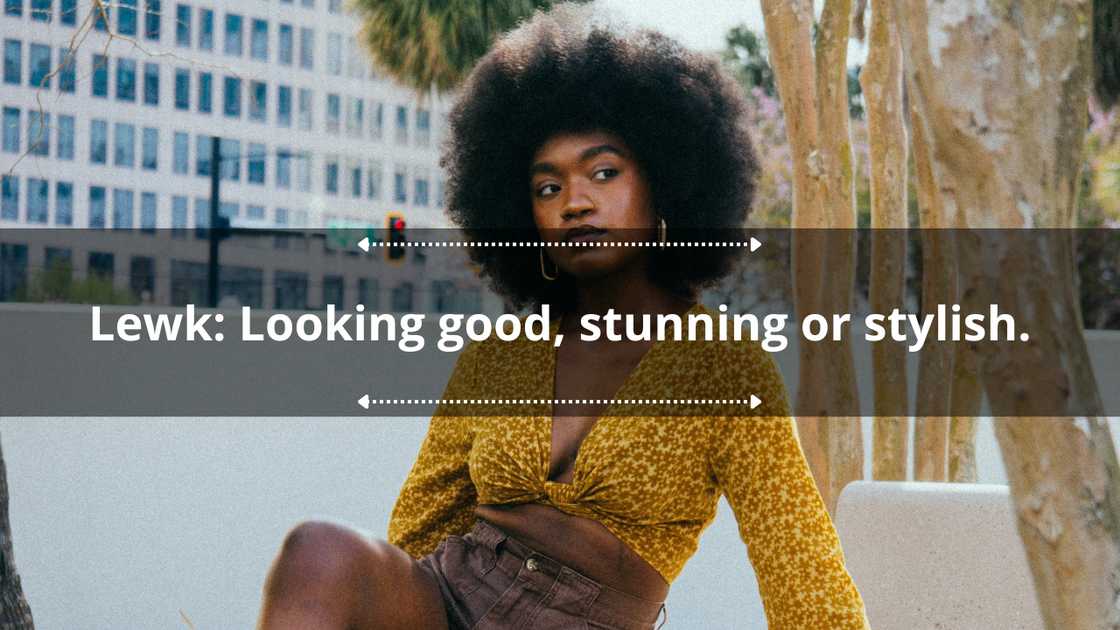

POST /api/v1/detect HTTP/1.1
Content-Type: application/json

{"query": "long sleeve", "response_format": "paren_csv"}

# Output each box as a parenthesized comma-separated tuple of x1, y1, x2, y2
(386, 341, 482, 558)
(711, 350, 870, 629)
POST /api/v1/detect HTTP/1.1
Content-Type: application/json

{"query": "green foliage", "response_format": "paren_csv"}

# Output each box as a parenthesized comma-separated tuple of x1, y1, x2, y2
(11, 261, 139, 305)
(352, 0, 592, 94)
(721, 25, 776, 97)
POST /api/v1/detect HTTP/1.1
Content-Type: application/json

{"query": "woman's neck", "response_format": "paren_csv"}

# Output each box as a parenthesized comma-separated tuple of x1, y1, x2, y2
(561, 268, 696, 333)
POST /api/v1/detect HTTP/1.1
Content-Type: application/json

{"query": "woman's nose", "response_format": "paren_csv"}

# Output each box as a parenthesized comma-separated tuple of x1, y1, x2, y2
(562, 206, 594, 222)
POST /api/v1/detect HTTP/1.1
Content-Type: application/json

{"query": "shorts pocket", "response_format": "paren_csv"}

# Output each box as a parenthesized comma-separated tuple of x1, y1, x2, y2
(439, 535, 496, 598)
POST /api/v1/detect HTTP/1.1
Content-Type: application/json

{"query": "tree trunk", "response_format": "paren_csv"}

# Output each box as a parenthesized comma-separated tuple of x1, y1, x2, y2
(862, 0, 910, 481)
(0, 438, 33, 630)
(895, 0, 1120, 626)
(762, 0, 864, 515)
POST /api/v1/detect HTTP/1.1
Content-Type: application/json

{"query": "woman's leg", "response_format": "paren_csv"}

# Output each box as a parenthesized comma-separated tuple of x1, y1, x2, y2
(256, 520, 449, 630)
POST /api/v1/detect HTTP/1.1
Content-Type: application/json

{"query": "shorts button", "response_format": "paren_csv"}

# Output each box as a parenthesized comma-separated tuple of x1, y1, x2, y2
(525, 558, 539, 572)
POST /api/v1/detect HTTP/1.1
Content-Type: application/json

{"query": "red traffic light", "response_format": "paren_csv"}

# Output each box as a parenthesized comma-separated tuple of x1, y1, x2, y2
(392, 218, 405, 230)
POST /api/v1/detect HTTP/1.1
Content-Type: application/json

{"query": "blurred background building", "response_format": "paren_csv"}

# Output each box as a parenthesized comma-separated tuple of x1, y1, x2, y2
(0, 0, 494, 312)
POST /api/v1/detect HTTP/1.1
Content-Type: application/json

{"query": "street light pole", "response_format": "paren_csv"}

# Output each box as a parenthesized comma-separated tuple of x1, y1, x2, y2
(208, 135, 221, 308)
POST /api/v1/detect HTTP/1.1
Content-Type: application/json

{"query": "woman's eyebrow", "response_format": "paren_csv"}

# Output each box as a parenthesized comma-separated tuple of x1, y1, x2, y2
(530, 144, 626, 176)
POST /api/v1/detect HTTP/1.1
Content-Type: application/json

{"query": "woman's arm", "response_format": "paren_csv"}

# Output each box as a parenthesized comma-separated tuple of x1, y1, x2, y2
(711, 349, 870, 630)
(386, 341, 482, 558)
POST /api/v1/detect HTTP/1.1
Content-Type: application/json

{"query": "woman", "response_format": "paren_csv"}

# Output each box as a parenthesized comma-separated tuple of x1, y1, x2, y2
(257, 6, 869, 629)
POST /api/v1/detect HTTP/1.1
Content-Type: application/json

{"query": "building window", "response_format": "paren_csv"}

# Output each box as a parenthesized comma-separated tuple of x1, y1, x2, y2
(174, 68, 189, 109)
(416, 108, 430, 146)
(112, 188, 134, 229)
(88, 252, 114, 280)
(299, 27, 313, 70)
(395, 105, 408, 144)
(394, 166, 406, 203)
(116, 57, 136, 101)
(327, 32, 341, 75)
(172, 195, 188, 235)
(175, 4, 191, 47)
(328, 0, 341, 14)
(143, 62, 159, 105)
(2, 107, 18, 154)
(113, 123, 135, 167)
(298, 88, 312, 130)
(93, 2, 109, 30)
(346, 97, 363, 135)
(278, 23, 293, 65)
(55, 114, 74, 160)
(276, 148, 291, 189)
(1, 175, 18, 220)
(3, 40, 20, 86)
(274, 271, 308, 310)
(26, 177, 47, 223)
(198, 8, 213, 50)
(88, 185, 106, 228)
(90, 119, 107, 164)
(171, 259, 206, 305)
(224, 13, 242, 56)
(0, 246, 30, 303)
(391, 282, 413, 312)
(369, 101, 383, 139)
(248, 142, 265, 184)
(4, 0, 21, 16)
(223, 75, 241, 117)
(173, 131, 189, 174)
(197, 71, 212, 113)
(27, 111, 47, 156)
(140, 192, 157, 232)
(326, 93, 340, 133)
(92, 54, 108, 97)
(30, 0, 49, 21)
(29, 43, 50, 88)
(251, 18, 268, 60)
(219, 137, 239, 181)
(349, 163, 361, 198)
(277, 85, 292, 127)
(323, 275, 344, 308)
(55, 181, 73, 225)
(296, 152, 311, 191)
(195, 134, 212, 177)
(358, 278, 378, 309)
(144, 0, 160, 40)
(414, 175, 429, 207)
(118, 0, 137, 35)
(365, 160, 381, 200)
(131, 256, 155, 300)
(324, 157, 338, 195)
(249, 80, 267, 122)
(141, 127, 158, 171)
(58, 48, 75, 92)
(60, 0, 76, 24)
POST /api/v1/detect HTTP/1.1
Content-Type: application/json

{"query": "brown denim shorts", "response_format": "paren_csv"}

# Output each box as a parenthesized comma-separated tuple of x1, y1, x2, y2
(418, 520, 667, 630)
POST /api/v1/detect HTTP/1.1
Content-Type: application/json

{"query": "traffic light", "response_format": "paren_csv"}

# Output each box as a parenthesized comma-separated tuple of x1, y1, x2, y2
(386, 213, 406, 262)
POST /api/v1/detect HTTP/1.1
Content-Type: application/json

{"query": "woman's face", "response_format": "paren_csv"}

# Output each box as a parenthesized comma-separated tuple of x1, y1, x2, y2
(530, 129, 658, 280)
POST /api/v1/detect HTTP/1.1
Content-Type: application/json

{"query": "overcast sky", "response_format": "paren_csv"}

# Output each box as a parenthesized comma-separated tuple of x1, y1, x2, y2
(596, 0, 868, 63)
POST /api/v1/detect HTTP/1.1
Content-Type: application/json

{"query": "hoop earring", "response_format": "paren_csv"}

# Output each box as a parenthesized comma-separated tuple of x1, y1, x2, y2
(540, 247, 559, 281)
(658, 218, 667, 245)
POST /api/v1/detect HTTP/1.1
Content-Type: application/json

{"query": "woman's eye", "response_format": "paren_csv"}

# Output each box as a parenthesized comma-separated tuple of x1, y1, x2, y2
(593, 168, 619, 180)
(536, 183, 560, 197)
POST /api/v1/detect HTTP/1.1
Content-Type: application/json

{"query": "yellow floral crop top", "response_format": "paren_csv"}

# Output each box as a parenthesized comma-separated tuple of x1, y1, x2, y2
(388, 304, 869, 629)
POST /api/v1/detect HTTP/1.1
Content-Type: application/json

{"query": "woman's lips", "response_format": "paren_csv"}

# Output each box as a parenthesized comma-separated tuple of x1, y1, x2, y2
(564, 226, 610, 242)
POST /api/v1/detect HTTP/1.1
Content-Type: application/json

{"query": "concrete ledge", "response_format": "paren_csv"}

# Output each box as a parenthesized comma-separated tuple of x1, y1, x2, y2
(835, 481, 1044, 630)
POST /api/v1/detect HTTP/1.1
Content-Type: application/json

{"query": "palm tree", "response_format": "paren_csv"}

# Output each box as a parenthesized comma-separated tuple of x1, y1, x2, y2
(352, 0, 590, 93)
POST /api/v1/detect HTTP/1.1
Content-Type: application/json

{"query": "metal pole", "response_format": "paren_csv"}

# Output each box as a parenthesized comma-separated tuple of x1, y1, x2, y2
(207, 135, 221, 308)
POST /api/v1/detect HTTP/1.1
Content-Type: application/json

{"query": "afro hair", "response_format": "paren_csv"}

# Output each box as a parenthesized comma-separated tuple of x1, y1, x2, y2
(441, 4, 760, 310)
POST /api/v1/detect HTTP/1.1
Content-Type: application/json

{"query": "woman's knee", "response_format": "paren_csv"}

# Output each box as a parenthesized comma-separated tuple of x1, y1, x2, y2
(269, 520, 377, 587)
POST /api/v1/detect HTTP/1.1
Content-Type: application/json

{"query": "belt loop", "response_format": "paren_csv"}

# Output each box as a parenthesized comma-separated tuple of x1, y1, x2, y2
(654, 603, 667, 629)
